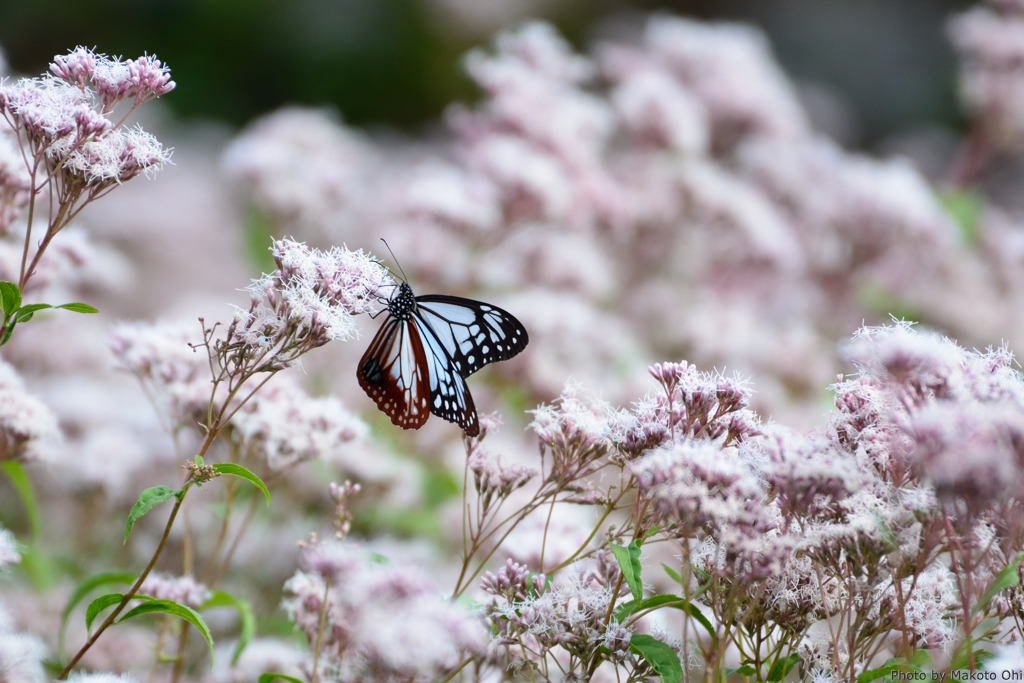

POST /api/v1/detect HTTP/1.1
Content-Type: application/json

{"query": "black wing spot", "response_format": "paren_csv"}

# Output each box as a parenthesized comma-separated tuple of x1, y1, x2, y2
(362, 357, 385, 386)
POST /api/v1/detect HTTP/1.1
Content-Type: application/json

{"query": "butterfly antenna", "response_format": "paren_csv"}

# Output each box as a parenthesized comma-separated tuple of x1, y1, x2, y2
(380, 238, 408, 283)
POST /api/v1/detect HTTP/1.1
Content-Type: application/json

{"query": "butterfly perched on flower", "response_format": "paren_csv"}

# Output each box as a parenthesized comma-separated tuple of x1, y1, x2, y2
(357, 278, 529, 437)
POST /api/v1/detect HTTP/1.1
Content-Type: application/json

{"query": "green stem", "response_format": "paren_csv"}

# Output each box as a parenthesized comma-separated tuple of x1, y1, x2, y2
(58, 487, 190, 679)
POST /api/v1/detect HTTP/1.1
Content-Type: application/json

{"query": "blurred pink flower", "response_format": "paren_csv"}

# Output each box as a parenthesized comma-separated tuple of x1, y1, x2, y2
(230, 376, 366, 471)
(950, 5, 1024, 151)
(0, 360, 60, 462)
(138, 572, 211, 609)
(283, 542, 485, 681)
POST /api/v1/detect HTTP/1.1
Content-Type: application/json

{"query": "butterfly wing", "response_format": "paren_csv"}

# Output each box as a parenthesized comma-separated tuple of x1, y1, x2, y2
(356, 316, 431, 431)
(412, 311, 480, 436)
(414, 295, 529, 377)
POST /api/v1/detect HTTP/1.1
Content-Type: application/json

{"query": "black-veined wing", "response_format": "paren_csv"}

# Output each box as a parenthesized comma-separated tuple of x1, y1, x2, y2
(413, 295, 529, 378)
(356, 316, 431, 431)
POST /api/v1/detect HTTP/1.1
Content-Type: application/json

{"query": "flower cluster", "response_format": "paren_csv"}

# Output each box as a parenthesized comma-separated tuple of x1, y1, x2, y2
(6, 4, 1024, 681)
(230, 377, 366, 471)
(840, 321, 1024, 507)
(0, 48, 173, 188)
(138, 573, 211, 609)
(110, 319, 211, 429)
(482, 559, 634, 677)
(227, 239, 390, 370)
(468, 449, 536, 509)
(949, 0, 1024, 151)
(0, 359, 60, 461)
(283, 541, 485, 682)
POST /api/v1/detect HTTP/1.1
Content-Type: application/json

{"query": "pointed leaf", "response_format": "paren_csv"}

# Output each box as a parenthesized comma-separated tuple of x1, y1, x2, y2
(662, 564, 684, 586)
(683, 601, 716, 640)
(0, 460, 40, 540)
(85, 593, 146, 633)
(0, 281, 21, 319)
(908, 650, 931, 669)
(124, 485, 178, 543)
(258, 675, 305, 683)
(200, 590, 256, 665)
(55, 302, 99, 314)
(949, 648, 996, 674)
(976, 551, 1024, 614)
(767, 653, 801, 682)
(728, 665, 757, 676)
(630, 634, 682, 683)
(610, 541, 643, 601)
(14, 303, 52, 323)
(60, 571, 135, 657)
(0, 320, 17, 346)
(119, 599, 214, 668)
(615, 594, 689, 623)
(211, 463, 270, 505)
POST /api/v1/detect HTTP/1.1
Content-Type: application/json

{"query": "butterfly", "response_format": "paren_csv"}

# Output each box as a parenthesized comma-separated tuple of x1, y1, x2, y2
(357, 279, 529, 437)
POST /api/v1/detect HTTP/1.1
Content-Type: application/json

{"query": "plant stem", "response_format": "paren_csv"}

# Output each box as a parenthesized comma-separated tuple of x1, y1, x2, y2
(58, 488, 190, 679)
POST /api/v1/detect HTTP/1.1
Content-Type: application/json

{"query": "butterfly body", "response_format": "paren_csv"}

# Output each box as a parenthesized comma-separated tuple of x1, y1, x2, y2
(357, 281, 528, 437)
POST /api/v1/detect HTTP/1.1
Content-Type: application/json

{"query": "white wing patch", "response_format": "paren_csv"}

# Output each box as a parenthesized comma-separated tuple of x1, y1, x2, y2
(413, 313, 478, 434)
(415, 295, 529, 378)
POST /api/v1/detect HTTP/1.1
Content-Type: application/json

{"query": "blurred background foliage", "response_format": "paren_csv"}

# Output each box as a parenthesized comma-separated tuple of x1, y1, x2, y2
(0, 0, 973, 146)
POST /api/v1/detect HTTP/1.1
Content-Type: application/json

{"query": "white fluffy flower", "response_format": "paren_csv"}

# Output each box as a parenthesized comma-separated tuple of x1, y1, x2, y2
(0, 360, 60, 462)
(230, 376, 367, 470)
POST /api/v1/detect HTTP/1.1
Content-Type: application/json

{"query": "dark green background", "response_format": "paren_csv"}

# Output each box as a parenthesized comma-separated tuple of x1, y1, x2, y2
(0, 0, 972, 144)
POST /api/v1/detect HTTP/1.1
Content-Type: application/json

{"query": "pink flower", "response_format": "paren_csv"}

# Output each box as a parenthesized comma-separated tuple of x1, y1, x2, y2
(0, 360, 60, 462)
(230, 377, 366, 471)
(138, 573, 211, 609)
(232, 239, 390, 357)
(283, 543, 485, 680)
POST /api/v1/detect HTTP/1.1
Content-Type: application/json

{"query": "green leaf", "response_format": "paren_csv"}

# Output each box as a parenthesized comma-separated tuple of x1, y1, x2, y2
(630, 633, 682, 683)
(861, 650, 931, 682)
(858, 658, 904, 683)
(938, 187, 984, 245)
(0, 320, 16, 346)
(950, 648, 996, 673)
(195, 454, 205, 466)
(14, 303, 52, 323)
(60, 571, 136, 658)
(614, 594, 714, 641)
(767, 653, 801, 682)
(908, 650, 931, 669)
(0, 281, 21, 319)
(211, 463, 270, 505)
(120, 599, 214, 669)
(258, 675, 304, 683)
(683, 602, 716, 640)
(200, 590, 256, 665)
(0, 460, 41, 541)
(662, 564, 684, 586)
(610, 541, 643, 601)
(614, 594, 689, 623)
(728, 665, 757, 676)
(976, 551, 1024, 614)
(85, 593, 133, 633)
(55, 302, 99, 314)
(124, 485, 178, 543)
